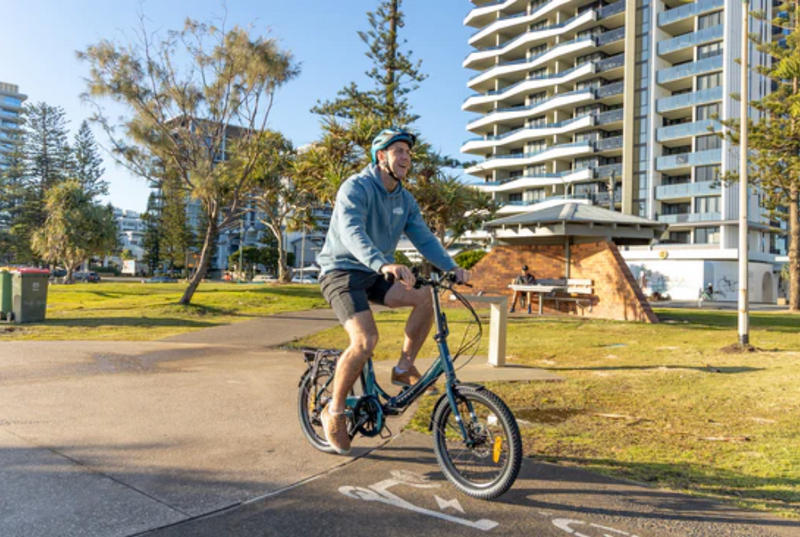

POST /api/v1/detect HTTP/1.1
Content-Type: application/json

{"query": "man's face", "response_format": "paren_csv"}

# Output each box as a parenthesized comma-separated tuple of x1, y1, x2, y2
(379, 141, 412, 180)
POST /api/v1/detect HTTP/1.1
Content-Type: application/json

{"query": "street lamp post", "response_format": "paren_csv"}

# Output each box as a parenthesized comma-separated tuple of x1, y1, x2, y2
(239, 217, 244, 284)
(738, 0, 750, 345)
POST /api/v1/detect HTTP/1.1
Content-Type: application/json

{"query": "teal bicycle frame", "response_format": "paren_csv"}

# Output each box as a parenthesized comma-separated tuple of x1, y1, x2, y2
(341, 273, 475, 442)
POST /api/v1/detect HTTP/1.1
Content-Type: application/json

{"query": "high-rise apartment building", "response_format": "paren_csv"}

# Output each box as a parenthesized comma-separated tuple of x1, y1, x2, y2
(462, 0, 786, 301)
(0, 82, 26, 164)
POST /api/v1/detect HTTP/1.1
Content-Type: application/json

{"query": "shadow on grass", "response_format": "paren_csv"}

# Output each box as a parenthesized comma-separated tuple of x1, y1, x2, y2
(656, 310, 800, 332)
(536, 454, 800, 516)
(540, 365, 764, 374)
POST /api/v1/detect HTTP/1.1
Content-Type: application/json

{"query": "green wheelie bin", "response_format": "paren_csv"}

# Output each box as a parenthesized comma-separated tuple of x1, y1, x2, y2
(12, 268, 51, 323)
(0, 268, 12, 321)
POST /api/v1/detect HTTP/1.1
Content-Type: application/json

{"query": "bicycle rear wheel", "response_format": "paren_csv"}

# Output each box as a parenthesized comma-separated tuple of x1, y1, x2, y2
(297, 369, 336, 453)
(432, 387, 522, 500)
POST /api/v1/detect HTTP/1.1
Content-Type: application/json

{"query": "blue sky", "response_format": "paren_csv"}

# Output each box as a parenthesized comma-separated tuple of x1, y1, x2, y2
(0, 0, 475, 213)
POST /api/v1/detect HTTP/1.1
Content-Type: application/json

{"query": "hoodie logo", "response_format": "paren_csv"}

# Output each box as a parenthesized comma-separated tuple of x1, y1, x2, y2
(393, 207, 404, 215)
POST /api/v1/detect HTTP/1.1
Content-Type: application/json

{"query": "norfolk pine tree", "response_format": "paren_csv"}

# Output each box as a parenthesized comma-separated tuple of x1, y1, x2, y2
(79, 16, 299, 304)
(718, 7, 800, 311)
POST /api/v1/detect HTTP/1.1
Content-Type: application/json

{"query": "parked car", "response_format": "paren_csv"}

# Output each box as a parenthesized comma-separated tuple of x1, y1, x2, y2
(51, 268, 67, 278)
(142, 275, 177, 284)
(252, 274, 279, 283)
(291, 275, 319, 284)
(74, 271, 101, 283)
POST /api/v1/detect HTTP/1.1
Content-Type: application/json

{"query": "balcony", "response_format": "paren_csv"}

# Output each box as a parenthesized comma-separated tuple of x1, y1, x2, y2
(658, 0, 724, 28)
(597, 0, 625, 20)
(656, 149, 722, 171)
(594, 135, 624, 152)
(656, 87, 723, 114)
(596, 27, 626, 47)
(594, 163, 622, 179)
(465, 140, 594, 173)
(657, 212, 722, 224)
(658, 25, 724, 57)
(656, 55, 723, 85)
(594, 81, 625, 99)
(656, 119, 720, 142)
(596, 53, 625, 73)
(656, 181, 719, 200)
(463, 113, 593, 145)
(594, 108, 624, 125)
(591, 190, 623, 205)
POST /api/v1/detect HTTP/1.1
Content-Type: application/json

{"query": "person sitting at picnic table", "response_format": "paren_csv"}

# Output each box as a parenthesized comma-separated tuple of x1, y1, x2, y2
(510, 265, 537, 313)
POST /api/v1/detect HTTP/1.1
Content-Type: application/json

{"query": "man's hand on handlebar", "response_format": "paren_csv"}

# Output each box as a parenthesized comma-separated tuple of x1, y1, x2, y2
(380, 263, 416, 290)
(453, 267, 471, 286)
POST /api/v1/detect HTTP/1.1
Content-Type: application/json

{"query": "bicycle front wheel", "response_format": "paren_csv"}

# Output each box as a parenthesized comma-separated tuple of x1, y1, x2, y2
(432, 387, 522, 500)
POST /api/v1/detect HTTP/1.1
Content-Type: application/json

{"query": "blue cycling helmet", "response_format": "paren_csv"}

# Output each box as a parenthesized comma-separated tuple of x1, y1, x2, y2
(370, 128, 416, 164)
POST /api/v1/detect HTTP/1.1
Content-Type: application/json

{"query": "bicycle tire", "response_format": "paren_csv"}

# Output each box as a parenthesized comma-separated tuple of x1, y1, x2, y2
(432, 387, 522, 500)
(297, 370, 336, 453)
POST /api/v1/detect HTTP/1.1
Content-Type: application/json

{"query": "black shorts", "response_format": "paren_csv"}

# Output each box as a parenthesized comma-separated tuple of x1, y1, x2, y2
(319, 269, 394, 325)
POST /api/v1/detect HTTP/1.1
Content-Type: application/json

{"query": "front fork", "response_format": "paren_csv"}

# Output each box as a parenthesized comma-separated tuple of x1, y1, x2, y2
(430, 279, 477, 446)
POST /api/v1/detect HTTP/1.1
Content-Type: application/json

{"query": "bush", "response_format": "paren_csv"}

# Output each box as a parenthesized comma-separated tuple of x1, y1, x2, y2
(90, 265, 121, 275)
(454, 249, 487, 270)
(394, 250, 415, 267)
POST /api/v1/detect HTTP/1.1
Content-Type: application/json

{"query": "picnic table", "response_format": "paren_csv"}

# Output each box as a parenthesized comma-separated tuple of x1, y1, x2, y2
(509, 279, 594, 314)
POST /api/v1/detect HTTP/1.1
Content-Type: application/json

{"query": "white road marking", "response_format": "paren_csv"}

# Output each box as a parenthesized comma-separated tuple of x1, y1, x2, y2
(552, 518, 639, 537)
(339, 471, 499, 531)
(435, 495, 466, 514)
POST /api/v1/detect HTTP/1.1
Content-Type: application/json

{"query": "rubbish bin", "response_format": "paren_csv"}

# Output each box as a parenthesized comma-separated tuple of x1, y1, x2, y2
(0, 268, 12, 321)
(12, 268, 50, 323)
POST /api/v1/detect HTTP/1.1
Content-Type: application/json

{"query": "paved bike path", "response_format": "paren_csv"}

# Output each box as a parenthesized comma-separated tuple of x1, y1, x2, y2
(140, 431, 799, 537)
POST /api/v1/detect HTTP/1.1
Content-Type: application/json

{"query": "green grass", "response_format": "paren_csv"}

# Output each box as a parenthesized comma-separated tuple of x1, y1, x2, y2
(298, 306, 800, 519)
(0, 281, 327, 341)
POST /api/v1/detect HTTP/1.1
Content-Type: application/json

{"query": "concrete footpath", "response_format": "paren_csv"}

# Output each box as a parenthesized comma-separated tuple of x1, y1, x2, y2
(0, 308, 559, 537)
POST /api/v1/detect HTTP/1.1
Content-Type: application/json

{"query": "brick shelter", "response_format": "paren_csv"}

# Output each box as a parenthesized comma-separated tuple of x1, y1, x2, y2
(472, 203, 666, 323)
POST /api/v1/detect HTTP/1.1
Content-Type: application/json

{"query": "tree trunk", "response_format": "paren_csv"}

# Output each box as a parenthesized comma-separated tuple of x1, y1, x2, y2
(179, 214, 218, 305)
(278, 232, 291, 283)
(789, 184, 799, 312)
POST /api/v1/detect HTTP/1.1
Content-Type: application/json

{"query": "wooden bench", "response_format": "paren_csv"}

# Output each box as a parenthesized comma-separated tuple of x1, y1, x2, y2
(510, 279, 594, 314)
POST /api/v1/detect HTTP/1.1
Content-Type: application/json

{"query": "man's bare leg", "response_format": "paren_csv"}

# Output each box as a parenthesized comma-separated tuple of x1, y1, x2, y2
(330, 310, 379, 414)
(384, 283, 433, 371)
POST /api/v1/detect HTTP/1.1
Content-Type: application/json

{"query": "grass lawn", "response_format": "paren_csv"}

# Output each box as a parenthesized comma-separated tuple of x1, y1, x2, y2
(0, 281, 327, 341)
(298, 306, 800, 519)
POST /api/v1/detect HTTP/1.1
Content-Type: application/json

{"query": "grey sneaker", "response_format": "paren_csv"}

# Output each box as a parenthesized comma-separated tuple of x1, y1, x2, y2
(321, 405, 351, 455)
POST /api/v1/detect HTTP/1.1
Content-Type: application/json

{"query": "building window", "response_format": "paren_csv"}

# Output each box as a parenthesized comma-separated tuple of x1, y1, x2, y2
(528, 91, 547, 104)
(696, 72, 722, 90)
(698, 11, 722, 30)
(528, 115, 547, 127)
(697, 42, 723, 60)
(695, 165, 719, 182)
(529, 163, 547, 175)
(696, 103, 720, 121)
(696, 134, 721, 151)
(529, 67, 548, 79)
(696, 196, 720, 213)
(695, 226, 721, 244)
(508, 193, 523, 202)
(667, 231, 691, 244)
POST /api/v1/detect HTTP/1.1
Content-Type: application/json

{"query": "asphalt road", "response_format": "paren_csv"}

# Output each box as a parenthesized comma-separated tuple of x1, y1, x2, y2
(141, 431, 800, 537)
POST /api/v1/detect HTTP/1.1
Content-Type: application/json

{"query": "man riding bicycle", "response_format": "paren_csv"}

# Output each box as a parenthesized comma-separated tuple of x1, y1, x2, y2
(316, 127, 470, 455)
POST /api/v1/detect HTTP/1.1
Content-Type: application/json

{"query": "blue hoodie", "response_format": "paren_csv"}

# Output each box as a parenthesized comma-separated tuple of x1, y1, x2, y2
(317, 164, 458, 276)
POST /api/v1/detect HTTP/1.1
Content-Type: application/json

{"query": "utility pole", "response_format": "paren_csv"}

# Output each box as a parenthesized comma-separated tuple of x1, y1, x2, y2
(239, 217, 244, 284)
(738, 0, 750, 345)
(607, 170, 616, 212)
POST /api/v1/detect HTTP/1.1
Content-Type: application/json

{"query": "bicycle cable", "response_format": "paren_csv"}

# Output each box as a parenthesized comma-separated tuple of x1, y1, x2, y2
(444, 284, 483, 373)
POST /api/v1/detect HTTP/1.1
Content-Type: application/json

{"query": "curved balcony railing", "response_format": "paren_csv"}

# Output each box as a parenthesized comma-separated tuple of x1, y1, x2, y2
(466, 88, 594, 125)
(478, 168, 591, 186)
(464, 63, 591, 104)
(658, 25, 724, 56)
(464, 113, 593, 144)
(466, 6, 595, 56)
(656, 86, 723, 113)
(656, 55, 723, 85)
(595, 81, 625, 99)
(473, 140, 593, 167)
(470, 0, 556, 39)
(469, 35, 595, 83)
